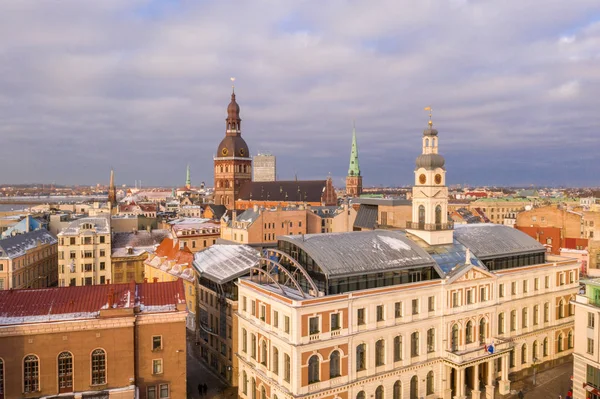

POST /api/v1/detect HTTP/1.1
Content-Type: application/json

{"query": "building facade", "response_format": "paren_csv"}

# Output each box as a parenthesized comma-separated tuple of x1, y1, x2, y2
(573, 279, 600, 399)
(214, 88, 252, 209)
(345, 124, 362, 197)
(253, 154, 276, 182)
(0, 229, 58, 289)
(235, 118, 578, 399)
(111, 230, 171, 284)
(235, 179, 338, 210)
(0, 281, 187, 398)
(57, 217, 111, 286)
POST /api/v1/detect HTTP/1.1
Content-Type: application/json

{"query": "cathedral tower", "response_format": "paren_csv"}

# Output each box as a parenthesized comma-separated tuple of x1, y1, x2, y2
(213, 84, 252, 209)
(108, 169, 117, 208)
(345, 122, 363, 197)
(406, 108, 453, 245)
(186, 163, 191, 189)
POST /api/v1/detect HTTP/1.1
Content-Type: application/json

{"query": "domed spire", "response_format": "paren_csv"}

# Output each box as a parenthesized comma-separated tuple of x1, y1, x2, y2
(416, 106, 445, 170)
(226, 77, 241, 134)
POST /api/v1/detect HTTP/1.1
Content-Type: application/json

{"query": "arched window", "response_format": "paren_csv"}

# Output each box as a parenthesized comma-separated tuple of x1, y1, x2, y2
(91, 348, 106, 385)
(284, 354, 291, 382)
(521, 344, 527, 364)
(426, 370, 434, 395)
(261, 341, 268, 367)
(376, 339, 385, 366)
(568, 330, 574, 349)
(356, 344, 366, 371)
(252, 379, 256, 399)
(543, 337, 549, 356)
(330, 350, 340, 378)
(242, 371, 248, 395)
(451, 324, 459, 351)
(376, 385, 384, 399)
(58, 351, 73, 392)
(466, 320, 474, 344)
(479, 318, 487, 344)
(357, 391, 366, 399)
(261, 386, 266, 399)
(533, 340, 538, 360)
(425, 138, 430, 147)
(510, 310, 517, 331)
(435, 205, 442, 225)
(558, 300, 565, 319)
(522, 307, 528, 328)
(308, 355, 320, 383)
(393, 381, 402, 399)
(411, 332, 419, 357)
(427, 328, 435, 352)
(558, 334, 564, 352)
(242, 329, 247, 352)
(410, 375, 418, 399)
(394, 336, 403, 362)
(251, 334, 257, 359)
(418, 205, 425, 225)
(23, 355, 39, 393)
(498, 312, 505, 334)
(272, 347, 279, 375)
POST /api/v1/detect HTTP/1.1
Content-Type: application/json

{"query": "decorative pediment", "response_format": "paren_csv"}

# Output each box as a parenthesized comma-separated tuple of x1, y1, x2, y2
(447, 263, 495, 284)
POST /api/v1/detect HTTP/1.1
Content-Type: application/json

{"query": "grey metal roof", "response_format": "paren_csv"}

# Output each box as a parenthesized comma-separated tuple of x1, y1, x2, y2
(354, 204, 378, 229)
(454, 223, 545, 259)
(58, 216, 110, 236)
(192, 244, 260, 284)
(111, 229, 172, 257)
(352, 198, 411, 206)
(280, 230, 438, 278)
(0, 229, 57, 259)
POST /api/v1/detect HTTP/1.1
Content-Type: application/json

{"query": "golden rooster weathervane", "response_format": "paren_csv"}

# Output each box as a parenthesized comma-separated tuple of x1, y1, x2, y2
(424, 106, 433, 127)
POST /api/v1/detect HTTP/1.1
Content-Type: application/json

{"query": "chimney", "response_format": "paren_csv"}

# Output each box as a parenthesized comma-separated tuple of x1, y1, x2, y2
(107, 287, 115, 308)
(233, 211, 237, 222)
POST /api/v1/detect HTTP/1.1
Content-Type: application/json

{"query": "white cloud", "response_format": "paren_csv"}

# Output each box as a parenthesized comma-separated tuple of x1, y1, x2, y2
(549, 80, 581, 99)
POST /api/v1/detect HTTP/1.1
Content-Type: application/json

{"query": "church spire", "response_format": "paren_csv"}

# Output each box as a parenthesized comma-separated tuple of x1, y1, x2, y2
(186, 163, 191, 189)
(108, 169, 117, 208)
(348, 121, 361, 177)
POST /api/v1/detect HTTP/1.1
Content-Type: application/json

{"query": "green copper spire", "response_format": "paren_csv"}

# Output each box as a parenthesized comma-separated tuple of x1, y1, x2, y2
(348, 122, 360, 177)
(186, 163, 191, 187)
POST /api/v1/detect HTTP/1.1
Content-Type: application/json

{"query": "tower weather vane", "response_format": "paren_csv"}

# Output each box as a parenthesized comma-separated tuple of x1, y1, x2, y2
(424, 106, 433, 127)
(231, 77, 236, 92)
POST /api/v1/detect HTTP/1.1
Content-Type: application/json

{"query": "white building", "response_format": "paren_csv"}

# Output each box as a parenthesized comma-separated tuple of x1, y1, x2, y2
(573, 279, 600, 399)
(253, 153, 276, 182)
(57, 216, 111, 286)
(236, 119, 578, 399)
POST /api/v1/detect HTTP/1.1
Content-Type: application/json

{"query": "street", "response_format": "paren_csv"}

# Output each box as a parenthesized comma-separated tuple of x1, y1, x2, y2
(186, 334, 236, 399)
(498, 360, 573, 399)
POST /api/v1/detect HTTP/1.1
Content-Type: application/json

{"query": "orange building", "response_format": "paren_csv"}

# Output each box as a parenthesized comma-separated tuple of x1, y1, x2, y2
(516, 205, 583, 254)
(0, 281, 187, 398)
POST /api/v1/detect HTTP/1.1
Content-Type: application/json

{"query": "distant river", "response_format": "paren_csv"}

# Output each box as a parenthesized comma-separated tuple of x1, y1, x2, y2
(0, 196, 108, 213)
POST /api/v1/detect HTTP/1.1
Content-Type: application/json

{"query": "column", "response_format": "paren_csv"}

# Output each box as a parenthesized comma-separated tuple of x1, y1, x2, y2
(498, 355, 511, 395)
(454, 367, 466, 399)
(443, 366, 453, 399)
(471, 364, 481, 399)
(485, 359, 495, 399)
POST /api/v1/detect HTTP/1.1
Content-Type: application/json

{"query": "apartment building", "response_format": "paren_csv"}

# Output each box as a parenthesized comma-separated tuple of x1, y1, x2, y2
(111, 229, 171, 284)
(193, 244, 260, 385)
(0, 229, 58, 289)
(57, 217, 111, 286)
(0, 280, 187, 398)
(574, 279, 600, 398)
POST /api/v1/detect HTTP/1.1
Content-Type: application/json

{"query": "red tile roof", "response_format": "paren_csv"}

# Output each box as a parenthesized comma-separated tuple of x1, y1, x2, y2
(0, 280, 186, 325)
(154, 237, 194, 265)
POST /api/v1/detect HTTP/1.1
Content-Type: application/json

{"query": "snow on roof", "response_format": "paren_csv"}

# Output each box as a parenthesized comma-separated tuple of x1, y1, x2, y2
(0, 229, 57, 259)
(0, 280, 186, 326)
(280, 230, 437, 278)
(193, 244, 260, 284)
(58, 216, 110, 236)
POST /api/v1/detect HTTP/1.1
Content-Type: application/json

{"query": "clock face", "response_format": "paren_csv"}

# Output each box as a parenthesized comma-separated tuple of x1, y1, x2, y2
(221, 148, 228, 156)
(419, 174, 426, 184)
(435, 174, 442, 184)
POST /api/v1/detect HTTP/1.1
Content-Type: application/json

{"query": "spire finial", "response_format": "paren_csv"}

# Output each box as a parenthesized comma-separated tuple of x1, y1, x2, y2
(424, 106, 433, 127)
(230, 77, 236, 94)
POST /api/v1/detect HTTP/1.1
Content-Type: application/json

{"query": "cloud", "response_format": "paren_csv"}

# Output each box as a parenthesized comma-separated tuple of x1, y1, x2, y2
(0, 0, 600, 186)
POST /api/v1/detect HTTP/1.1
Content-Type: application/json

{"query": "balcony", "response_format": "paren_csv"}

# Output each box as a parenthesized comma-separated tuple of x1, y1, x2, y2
(406, 221, 454, 231)
(443, 339, 513, 365)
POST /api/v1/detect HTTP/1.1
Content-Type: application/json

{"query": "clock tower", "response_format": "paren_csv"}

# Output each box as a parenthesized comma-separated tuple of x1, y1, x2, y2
(213, 84, 252, 209)
(406, 110, 453, 245)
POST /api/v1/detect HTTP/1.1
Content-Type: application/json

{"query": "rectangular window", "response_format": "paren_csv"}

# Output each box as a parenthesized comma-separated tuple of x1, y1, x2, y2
(159, 384, 169, 398)
(100, 262, 105, 271)
(395, 302, 402, 318)
(452, 292, 459, 307)
(544, 303, 549, 322)
(588, 339, 595, 355)
(522, 280, 528, 293)
(377, 305, 384, 321)
(357, 308, 366, 325)
(251, 300, 256, 316)
(428, 296, 435, 312)
(148, 386, 157, 399)
(534, 277, 539, 291)
(467, 289, 473, 304)
(560, 273, 565, 286)
(99, 236, 105, 244)
(309, 317, 319, 334)
(545, 276, 550, 289)
(153, 336, 162, 351)
(153, 359, 163, 374)
(412, 299, 419, 315)
(499, 283, 504, 298)
(242, 297, 247, 312)
(480, 287, 487, 302)
(589, 313, 595, 328)
(331, 313, 340, 330)
(100, 276, 105, 284)
(511, 282, 517, 295)
(260, 305, 266, 322)
(273, 310, 279, 328)
(284, 316, 290, 333)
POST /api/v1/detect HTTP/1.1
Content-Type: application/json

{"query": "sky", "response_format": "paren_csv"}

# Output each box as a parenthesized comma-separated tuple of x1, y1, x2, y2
(0, 0, 599, 188)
